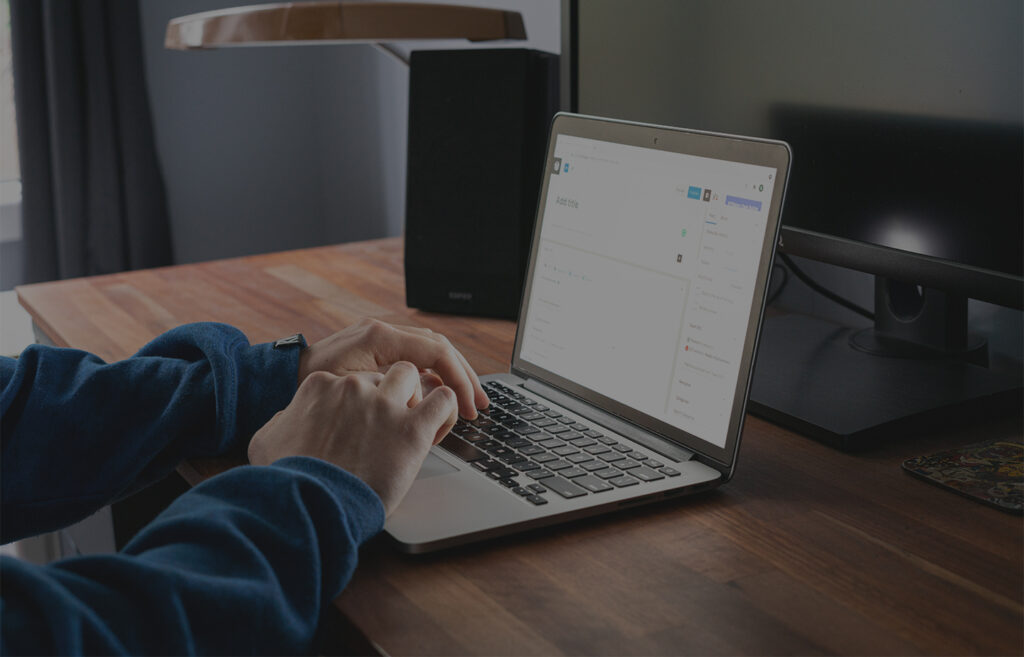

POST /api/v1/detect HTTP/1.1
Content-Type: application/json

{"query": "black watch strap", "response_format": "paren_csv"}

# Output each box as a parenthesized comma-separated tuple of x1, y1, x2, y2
(272, 333, 307, 349)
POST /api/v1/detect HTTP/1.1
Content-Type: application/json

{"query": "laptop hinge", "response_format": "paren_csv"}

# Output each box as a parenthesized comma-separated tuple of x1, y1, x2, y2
(522, 379, 695, 463)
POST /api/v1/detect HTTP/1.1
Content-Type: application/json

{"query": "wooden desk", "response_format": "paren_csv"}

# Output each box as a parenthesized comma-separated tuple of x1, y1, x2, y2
(18, 237, 1023, 655)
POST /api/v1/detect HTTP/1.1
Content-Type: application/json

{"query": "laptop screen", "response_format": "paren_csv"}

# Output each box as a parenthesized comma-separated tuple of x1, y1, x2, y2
(518, 133, 778, 451)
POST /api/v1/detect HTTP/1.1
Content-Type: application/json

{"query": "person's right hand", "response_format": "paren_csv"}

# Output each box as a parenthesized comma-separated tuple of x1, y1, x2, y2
(247, 361, 458, 515)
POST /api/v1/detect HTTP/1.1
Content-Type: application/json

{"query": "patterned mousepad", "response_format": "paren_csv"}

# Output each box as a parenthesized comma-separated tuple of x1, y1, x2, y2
(903, 439, 1023, 514)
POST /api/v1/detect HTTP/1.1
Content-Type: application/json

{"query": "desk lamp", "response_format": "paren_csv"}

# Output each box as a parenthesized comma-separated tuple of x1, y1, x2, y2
(165, 1, 526, 63)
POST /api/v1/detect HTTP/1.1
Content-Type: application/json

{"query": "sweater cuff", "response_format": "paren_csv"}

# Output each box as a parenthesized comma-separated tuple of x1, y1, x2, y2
(270, 456, 386, 545)
(232, 340, 301, 445)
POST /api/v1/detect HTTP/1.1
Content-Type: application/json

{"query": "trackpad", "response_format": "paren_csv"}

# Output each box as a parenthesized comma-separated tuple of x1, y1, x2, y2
(416, 451, 459, 480)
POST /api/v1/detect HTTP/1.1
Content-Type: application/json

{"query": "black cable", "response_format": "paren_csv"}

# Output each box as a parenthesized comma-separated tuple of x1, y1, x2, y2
(765, 262, 789, 306)
(778, 252, 875, 320)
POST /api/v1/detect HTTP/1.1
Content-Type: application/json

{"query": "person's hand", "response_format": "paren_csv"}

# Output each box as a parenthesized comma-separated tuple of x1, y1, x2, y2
(248, 362, 458, 515)
(297, 318, 488, 419)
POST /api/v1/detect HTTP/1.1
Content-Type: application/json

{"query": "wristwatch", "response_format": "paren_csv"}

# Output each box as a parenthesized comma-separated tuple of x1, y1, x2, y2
(272, 333, 307, 350)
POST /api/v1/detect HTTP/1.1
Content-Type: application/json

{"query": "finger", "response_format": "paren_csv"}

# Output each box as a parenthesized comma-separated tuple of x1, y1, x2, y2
(377, 361, 422, 407)
(413, 386, 459, 445)
(434, 332, 489, 411)
(402, 327, 486, 407)
(379, 329, 480, 419)
(419, 371, 444, 398)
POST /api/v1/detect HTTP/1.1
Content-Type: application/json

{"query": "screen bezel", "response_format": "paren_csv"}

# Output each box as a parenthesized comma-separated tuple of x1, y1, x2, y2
(510, 113, 792, 470)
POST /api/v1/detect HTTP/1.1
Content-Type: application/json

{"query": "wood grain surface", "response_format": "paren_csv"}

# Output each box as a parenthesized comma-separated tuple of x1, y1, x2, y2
(18, 237, 1023, 656)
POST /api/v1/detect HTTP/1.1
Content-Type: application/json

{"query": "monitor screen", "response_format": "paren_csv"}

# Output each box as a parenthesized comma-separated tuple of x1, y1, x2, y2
(519, 133, 777, 449)
(566, 0, 1023, 308)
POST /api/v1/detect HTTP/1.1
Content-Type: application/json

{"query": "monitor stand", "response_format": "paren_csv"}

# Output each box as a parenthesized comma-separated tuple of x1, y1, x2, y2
(748, 281, 1023, 450)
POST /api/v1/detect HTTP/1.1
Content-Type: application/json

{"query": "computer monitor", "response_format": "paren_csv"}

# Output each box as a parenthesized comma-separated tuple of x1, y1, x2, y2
(561, 0, 1023, 448)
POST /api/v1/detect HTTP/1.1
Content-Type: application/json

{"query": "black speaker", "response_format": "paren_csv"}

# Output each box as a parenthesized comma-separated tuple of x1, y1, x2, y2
(404, 48, 559, 319)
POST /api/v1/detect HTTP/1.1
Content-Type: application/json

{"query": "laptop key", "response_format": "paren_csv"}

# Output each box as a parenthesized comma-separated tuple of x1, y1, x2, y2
(527, 483, 547, 494)
(506, 437, 533, 448)
(629, 466, 665, 482)
(616, 459, 641, 470)
(646, 460, 665, 469)
(545, 459, 573, 470)
(596, 436, 618, 445)
(567, 452, 594, 463)
(660, 467, 681, 477)
(462, 432, 487, 443)
(559, 467, 587, 478)
(569, 437, 596, 447)
(439, 435, 487, 462)
(514, 461, 541, 471)
(570, 423, 589, 431)
(495, 431, 518, 442)
(584, 444, 611, 455)
(526, 469, 555, 480)
(557, 417, 576, 425)
(552, 445, 580, 457)
(594, 468, 623, 480)
(598, 451, 626, 462)
(542, 476, 588, 499)
(521, 412, 545, 421)
(471, 458, 501, 472)
(544, 411, 562, 418)
(560, 431, 583, 441)
(526, 494, 548, 506)
(512, 486, 532, 496)
(582, 430, 603, 439)
(613, 444, 633, 453)
(518, 444, 544, 456)
(609, 476, 639, 488)
(539, 438, 566, 449)
(628, 450, 647, 460)
(533, 452, 559, 464)
(499, 478, 519, 488)
(574, 475, 613, 493)
(547, 425, 571, 434)
(532, 418, 557, 428)
(581, 460, 608, 471)
(500, 453, 528, 466)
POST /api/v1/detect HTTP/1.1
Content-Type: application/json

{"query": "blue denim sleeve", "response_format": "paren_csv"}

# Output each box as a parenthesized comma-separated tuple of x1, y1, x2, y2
(0, 456, 386, 656)
(0, 322, 300, 543)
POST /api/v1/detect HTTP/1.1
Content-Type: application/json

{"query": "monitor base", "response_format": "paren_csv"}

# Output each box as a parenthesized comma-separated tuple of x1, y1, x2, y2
(748, 314, 1023, 451)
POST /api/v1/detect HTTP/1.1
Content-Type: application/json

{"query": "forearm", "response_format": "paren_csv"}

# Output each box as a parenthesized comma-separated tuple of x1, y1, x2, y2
(0, 323, 300, 542)
(0, 457, 384, 656)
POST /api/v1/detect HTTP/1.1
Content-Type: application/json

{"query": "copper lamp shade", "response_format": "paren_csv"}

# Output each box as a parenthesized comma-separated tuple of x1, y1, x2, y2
(165, 2, 527, 50)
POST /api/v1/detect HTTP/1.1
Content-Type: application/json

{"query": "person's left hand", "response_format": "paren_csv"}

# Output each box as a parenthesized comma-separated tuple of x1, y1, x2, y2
(297, 318, 488, 419)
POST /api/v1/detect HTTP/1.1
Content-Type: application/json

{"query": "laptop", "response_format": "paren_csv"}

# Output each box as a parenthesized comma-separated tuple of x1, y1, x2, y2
(387, 113, 791, 553)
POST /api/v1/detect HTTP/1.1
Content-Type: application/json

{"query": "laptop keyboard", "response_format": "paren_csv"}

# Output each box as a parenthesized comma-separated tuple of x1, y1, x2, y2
(439, 381, 681, 506)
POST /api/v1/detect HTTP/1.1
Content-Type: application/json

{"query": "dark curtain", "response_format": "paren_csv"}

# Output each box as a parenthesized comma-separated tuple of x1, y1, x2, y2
(10, 0, 172, 283)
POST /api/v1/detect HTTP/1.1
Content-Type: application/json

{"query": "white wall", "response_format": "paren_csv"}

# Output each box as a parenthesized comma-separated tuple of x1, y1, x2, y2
(140, 0, 560, 264)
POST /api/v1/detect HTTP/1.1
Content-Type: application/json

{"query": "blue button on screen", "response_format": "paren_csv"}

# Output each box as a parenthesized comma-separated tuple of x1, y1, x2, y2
(687, 186, 702, 200)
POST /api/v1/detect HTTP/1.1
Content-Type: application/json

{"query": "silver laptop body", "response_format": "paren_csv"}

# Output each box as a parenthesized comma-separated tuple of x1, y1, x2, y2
(388, 113, 791, 553)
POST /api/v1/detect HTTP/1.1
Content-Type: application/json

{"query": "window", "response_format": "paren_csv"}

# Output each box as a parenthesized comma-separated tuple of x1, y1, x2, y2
(0, 0, 21, 291)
